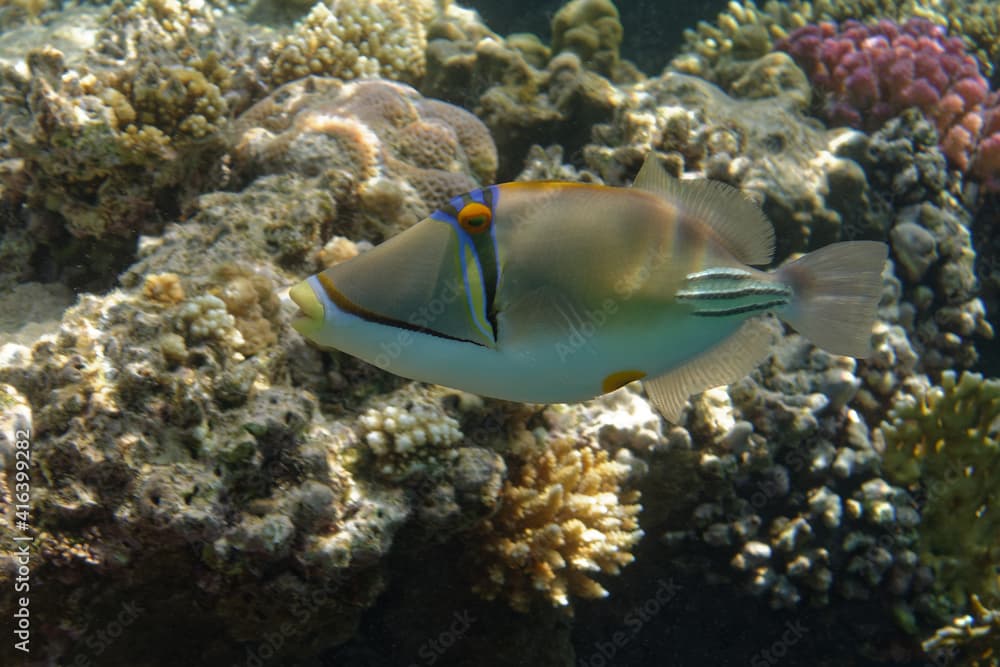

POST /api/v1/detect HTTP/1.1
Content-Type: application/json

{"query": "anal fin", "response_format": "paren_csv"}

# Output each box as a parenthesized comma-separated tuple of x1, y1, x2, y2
(643, 318, 776, 423)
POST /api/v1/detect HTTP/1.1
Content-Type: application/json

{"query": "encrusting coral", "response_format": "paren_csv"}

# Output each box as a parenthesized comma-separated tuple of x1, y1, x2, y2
(470, 428, 643, 612)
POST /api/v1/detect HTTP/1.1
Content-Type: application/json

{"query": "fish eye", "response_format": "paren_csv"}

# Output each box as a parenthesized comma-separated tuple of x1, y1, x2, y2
(458, 202, 492, 233)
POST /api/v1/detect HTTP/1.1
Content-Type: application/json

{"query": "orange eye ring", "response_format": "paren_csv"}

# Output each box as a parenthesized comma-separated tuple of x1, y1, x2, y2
(458, 202, 492, 233)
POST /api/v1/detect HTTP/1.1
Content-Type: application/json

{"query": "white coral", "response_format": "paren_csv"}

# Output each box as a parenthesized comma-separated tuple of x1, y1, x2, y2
(178, 295, 245, 348)
(359, 398, 462, 477)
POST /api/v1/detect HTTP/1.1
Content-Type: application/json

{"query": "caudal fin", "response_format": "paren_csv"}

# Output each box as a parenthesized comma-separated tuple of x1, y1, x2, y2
(775, 241, 887, 358)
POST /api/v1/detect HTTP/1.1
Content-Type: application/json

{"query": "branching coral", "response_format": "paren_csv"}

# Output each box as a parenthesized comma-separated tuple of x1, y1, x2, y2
(877, 371, 1000, 615)
(470, 433, 643, 612)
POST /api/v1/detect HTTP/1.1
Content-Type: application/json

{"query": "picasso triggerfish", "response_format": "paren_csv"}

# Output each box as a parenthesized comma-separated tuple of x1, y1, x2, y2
(290, 155, 887, 422)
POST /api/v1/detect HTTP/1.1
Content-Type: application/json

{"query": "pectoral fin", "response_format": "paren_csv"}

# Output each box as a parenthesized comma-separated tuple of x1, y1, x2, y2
(643, 317, 776, 422)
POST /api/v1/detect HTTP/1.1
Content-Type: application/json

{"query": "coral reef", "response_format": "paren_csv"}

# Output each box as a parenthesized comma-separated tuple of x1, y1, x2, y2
(583, 71, 873, 255)
(470, 420, 643, 612)
(0, 282, 405, 661)
(777, 18, 1000, 186)
(231, 77, 497, 239)
(671, 0, 1000, 89)
(659, 333, 932, 622)
(420, 1, 635, 177)
(1, 0, 998, 664)
(0, 178, 507, 665)
(876, 371, 1000, 614)
(0, 0, 254, 242)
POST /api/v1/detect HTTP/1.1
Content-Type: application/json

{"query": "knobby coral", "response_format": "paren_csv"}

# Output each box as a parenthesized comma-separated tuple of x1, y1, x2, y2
(778, 18, 1000, 187)
(265, 0, 436, 85)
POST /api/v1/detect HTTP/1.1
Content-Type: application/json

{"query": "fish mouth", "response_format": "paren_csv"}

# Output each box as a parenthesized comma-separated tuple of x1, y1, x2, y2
(288, 280, 324, 334)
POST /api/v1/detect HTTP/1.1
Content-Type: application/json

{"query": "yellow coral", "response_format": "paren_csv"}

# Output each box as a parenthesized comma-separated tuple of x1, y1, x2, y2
(211, 264, 281, 357)
(877, 371, 1000, 612)
(142, 272, 185, 304)
(471, 434, 643, 612)
(268, 0, 436, 85)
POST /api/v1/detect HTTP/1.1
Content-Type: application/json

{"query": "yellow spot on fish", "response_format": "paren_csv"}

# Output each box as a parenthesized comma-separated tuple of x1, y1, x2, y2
(602, 370, 647, 393)
(458, 202, 492, 234)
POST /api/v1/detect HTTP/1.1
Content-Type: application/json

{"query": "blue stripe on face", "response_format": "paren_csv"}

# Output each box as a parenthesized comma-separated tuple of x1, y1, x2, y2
(431, 209, 457, 225)
(428, 186, 503, 342)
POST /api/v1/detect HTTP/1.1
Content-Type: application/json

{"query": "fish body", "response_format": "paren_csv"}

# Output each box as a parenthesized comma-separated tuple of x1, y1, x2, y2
(290, 156, 887, 421)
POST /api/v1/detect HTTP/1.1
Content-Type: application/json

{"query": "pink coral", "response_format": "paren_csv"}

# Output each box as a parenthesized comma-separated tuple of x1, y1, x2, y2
(971, 93, 1000, 190)
(778, 18, 1000, 186)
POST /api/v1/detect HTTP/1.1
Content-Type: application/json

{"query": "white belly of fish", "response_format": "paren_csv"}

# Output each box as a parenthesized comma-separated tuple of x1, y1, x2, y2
(328, 303, 746, 404)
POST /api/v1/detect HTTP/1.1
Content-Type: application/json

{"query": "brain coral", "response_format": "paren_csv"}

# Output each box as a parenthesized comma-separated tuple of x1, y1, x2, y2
(232, 77, 497, 239)
(470, 431, 643, 612)
(265, 0, 436, 85)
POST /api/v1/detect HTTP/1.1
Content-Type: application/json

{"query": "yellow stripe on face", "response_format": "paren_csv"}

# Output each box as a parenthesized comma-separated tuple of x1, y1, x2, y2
(602, 369, 647, 393)
(463, 244, 493, 340)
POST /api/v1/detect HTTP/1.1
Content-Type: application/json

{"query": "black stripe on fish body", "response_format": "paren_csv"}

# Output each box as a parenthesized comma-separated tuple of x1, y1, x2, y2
(470, 187, 500, 338)
(690, 299, 790, 317)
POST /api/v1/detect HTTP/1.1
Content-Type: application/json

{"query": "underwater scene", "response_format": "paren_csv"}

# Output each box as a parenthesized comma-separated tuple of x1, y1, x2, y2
(0, 0, 998, 665)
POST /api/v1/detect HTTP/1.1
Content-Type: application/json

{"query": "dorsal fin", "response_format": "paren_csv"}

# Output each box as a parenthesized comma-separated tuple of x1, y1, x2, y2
(642, 318, 776, 423)
(632, 155, 775, 266)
